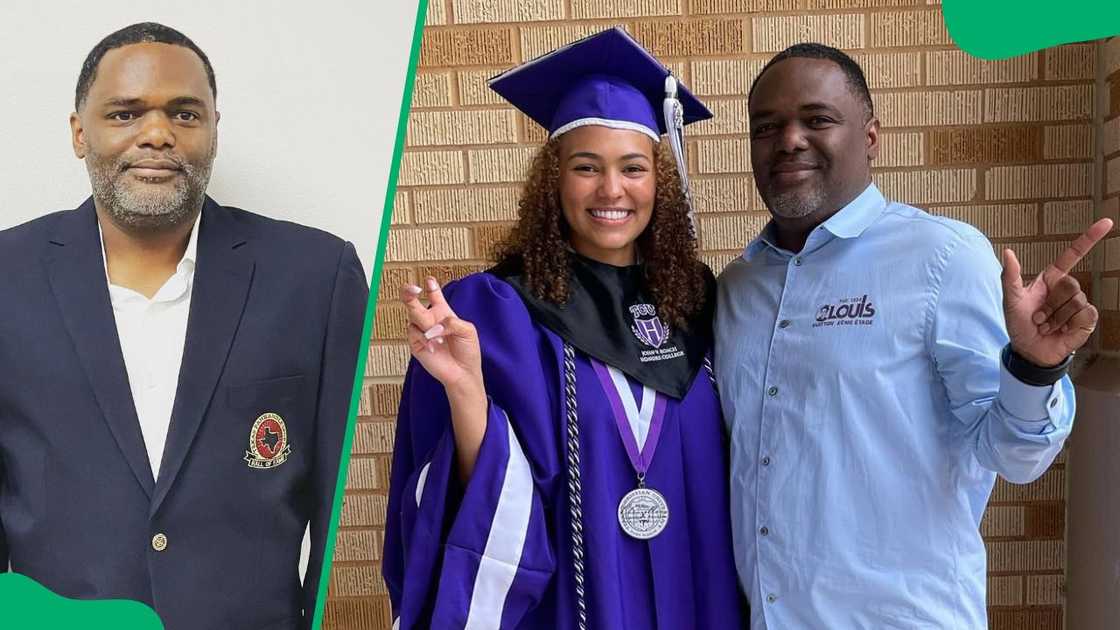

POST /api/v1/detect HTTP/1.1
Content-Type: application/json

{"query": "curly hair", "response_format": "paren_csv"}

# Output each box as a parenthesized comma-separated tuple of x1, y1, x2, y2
(493, 137, 709, 329)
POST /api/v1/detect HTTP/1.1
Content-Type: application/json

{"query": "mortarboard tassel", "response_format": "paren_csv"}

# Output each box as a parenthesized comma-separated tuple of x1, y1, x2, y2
(663, 75, 697, 239)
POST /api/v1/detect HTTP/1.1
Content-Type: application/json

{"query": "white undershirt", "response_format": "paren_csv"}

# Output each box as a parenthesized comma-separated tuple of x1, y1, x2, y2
(99, 214, 200, 478)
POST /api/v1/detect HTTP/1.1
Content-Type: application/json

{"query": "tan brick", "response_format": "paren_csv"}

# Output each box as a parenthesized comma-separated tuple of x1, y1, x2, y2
(876, 169, 976, 204)
(399, 150, 465, 186)
(1109, 156, 1120, 195)
(876, 90, 982, 127)
(752, 14, 864, 53)
(377, 267, 413, 304)
(1025, 503, 1064, 538)
(339, 493, 388, 527)
(980, 505, 1025, 538)
(455, 0, 563, 24)
(408, 110, 519, 147)
(458, 69, 507, 106)
(702, 251, 741, 273)
(1104, 312, 1120, 350)
(328, 565, 386, 597)
(352, 421, 396, 455)
(1104, 37, 1120, 77)
(929, 204, 1038, 238)
(855, 52, 922, 89)
(1001, 240, 1089, 274)
(520, 23, 631, 60)
(468, 146, 538, 183)
(691, 0, 798, 13)
(691, 58, 767, 96)
(1045, 42, 1096, 80)
(372, 303, 408, 340)
(807, 0, 923, 6)
(928, 126, 1042, 165)
(1025, 575, 1064, 606)
(414, 186, 521, 223)
(990, 468, 1063, 502)
(416, 263, 489, 285)
(1043, 200, 1094, 235)
(876, 131, 923, 167)
(426, 0, 448, 26)
(322, 598, 394, 630)
(633, 19, 745, 58)
(691, 99, 749, 136)
(420, 27, 514, 67)
(1104, 196, 1120, 226)
(390, 191, 410, 226)
(333, 529, 382, 563)
(986, 164, 1093, 200)
(987, 540, 1064, 572)
(411, 72, 454, 109)
(692, 176, 761, 213)
(385, 226, 471, 262)
(571, 0, 681, 19)
(1103, 116, 1120, 157)
(346, 456, 390, 491)
(1107, 237, 1120, 272)
(698, 213, 768, 249)
(357, 385, 372, 417)
(1043, 124, 1093, 160)
(988, 576, 1023, 607)
(366, 344, 410, 378)
(926, 50, 1037, 86)
(1100, 276, 1119, 311)
(989, 608, 1062, 630)
(984, 85, 1094, 123)
(870, 9, 950, 48)
(371, 383, 404, 416)
(473, 224, 515, 259)
(696, 137, 751, 174)
(1112, 80, 1120, 118)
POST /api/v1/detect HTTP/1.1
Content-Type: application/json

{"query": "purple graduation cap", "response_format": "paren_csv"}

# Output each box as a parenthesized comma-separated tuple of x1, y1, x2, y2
(488, 27, 713, 232)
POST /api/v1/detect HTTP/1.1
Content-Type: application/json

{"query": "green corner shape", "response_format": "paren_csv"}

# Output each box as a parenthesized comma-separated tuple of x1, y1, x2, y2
(943, 0, 1120, 60)
(0, 573, 163, 629)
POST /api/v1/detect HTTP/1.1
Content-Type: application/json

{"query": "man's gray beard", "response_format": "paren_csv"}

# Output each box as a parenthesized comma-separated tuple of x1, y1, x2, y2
(765, 186, 827, 219)
(86, 150, 213, 231)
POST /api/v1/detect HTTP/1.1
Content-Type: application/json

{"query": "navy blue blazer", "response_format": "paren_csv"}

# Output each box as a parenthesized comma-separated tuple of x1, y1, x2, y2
(0, 197, 368, 630)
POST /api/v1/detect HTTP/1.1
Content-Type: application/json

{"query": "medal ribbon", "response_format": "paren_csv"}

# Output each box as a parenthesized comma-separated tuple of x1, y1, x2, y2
(590, 359, 667, 476)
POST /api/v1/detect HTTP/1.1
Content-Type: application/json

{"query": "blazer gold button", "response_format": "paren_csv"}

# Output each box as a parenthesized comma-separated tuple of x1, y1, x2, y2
(152, 533, 168, 552)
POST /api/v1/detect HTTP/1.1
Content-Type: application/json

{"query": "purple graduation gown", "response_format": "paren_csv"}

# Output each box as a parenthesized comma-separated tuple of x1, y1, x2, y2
(383, 273, 744, 629)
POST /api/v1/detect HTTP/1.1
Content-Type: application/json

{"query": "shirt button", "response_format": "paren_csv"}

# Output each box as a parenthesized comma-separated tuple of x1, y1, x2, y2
(778, 320, 791, 329)
(1049, 398, 1058, 408)
(760, 526, 769, 536)
(794, 257, 803, 266)
(152, 533, 168, 552)
(768, 386, 779, 397)
(767, 594, 777, 603)
(761, 456, 771, 466)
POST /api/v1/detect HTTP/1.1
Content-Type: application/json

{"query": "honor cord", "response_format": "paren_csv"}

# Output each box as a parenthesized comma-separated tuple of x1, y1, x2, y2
(563, 342, 589, 630)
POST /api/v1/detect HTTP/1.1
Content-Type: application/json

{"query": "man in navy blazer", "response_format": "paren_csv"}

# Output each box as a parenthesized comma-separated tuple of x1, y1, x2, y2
(0, 23, 368, 630)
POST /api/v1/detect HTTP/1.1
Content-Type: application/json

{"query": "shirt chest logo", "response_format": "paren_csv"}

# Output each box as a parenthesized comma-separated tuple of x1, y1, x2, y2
(244, 412, 292, 469)
(813, 294, 877, 328)
(629, 303, 685, 363)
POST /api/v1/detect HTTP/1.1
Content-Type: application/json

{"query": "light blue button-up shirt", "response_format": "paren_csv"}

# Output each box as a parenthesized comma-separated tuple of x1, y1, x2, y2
(714, 183, 1074, 629)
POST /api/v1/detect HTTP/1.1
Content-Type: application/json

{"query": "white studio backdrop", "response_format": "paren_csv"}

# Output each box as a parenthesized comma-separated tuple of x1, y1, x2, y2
(0, 0, 421, 282)
(0, 0, 421, 583)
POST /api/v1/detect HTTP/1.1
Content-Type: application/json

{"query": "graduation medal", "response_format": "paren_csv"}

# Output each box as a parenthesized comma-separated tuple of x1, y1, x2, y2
(590, 359, 670, 540)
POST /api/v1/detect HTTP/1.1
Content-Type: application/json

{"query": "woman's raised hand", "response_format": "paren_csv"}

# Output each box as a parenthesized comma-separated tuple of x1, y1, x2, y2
(402, 277, 484, 396)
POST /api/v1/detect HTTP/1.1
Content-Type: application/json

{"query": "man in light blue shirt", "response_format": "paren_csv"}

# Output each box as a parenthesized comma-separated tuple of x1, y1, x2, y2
(715, 43, 1113, 629)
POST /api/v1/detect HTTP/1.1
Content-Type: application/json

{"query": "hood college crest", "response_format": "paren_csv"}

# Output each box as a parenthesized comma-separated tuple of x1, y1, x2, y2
(629, 303, 670, 349)
(245, 412, 292, 469)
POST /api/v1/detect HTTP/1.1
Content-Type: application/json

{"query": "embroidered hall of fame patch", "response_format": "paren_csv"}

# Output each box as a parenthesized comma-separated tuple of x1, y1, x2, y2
(244, 412, 292, 469)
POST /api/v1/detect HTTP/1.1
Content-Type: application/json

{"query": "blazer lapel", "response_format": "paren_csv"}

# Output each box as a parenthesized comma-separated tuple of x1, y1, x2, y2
(151, 198, 255, 515)
(44, 198, 156, 497)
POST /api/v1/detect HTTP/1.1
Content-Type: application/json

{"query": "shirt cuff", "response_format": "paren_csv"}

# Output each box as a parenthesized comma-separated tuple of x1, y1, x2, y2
(998, 362, 1063, 431)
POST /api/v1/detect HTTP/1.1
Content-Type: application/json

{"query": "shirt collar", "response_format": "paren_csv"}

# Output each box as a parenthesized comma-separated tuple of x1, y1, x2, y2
(98, 211, 203, 286)
(742, 182, 886, 262)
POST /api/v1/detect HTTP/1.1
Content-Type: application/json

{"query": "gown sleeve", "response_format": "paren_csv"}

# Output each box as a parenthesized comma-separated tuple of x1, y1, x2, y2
(383, 274, 561, 629)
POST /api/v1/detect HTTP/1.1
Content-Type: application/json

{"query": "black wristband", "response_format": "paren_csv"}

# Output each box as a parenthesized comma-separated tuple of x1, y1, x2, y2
(1001, 345, 1071, 387)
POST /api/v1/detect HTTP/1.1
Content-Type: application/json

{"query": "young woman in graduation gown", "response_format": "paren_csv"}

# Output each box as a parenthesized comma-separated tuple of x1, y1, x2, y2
(383, 28, 744, 630)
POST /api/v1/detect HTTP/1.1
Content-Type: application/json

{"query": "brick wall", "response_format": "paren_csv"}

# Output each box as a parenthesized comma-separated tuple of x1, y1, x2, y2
(1100, 37, 1120, 351)
(325, 3, 1113, 628)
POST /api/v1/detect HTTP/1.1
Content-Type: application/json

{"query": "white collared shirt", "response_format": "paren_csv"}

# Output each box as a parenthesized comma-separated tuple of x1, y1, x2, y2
(99, 214, 200, 478)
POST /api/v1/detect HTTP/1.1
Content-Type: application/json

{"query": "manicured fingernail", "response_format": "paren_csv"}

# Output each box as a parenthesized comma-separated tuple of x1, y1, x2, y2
(426, 341, 435, 353)
(404, 284, 421, 295)
(423, 324, 444, 340)
(435, 337, 445, 345)
(1039, 323, 1050, 334)
(426, 277, 438, 291)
